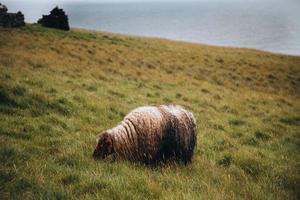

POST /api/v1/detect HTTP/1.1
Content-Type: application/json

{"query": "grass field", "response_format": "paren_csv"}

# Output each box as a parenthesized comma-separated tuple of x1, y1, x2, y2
(0, 24, 299, 200)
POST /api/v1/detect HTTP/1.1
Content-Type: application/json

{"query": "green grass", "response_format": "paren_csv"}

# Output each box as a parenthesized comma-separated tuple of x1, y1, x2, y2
(0, 24, 299, 199)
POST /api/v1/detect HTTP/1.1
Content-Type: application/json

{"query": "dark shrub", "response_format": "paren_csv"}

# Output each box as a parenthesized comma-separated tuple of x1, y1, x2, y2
(38, 6, 70, 31)
(0, 3, 25, 27)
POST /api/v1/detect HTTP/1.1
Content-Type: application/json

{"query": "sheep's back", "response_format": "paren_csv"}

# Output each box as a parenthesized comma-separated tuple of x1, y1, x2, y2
(114, 105, 196, 162)
(123, 106, 166, 159)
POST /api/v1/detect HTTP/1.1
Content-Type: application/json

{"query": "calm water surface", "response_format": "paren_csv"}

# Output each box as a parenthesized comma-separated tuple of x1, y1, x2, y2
(3, 0, 300, 55)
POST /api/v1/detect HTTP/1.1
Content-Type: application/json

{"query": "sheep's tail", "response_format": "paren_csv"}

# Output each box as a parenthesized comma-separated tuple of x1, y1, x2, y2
(186, 109, 197, 162)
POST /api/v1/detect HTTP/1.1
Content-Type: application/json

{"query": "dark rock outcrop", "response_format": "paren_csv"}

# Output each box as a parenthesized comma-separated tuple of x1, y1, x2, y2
(0, 3, 25, 27)
(38, 6, 70, 31)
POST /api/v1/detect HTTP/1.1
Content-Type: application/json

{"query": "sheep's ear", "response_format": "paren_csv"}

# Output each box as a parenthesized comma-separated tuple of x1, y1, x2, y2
(105, 135, 113, 154)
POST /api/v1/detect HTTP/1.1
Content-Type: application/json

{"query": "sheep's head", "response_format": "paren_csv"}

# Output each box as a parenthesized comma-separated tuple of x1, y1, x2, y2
(93, 132, 114, 159)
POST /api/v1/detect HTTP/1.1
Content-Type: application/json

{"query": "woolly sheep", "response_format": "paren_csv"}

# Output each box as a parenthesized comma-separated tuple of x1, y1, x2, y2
(93, 105, 197, 165)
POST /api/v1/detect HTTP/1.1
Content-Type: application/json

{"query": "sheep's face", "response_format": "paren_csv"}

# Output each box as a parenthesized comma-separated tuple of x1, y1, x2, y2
(93, 132, 113, 159)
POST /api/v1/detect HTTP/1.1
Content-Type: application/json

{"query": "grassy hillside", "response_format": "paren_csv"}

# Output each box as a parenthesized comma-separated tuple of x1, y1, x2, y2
(0, 24, 299, 200)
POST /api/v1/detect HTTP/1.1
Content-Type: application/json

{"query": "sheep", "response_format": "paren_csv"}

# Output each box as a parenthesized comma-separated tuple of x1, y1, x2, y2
(93, 105, 197, 165)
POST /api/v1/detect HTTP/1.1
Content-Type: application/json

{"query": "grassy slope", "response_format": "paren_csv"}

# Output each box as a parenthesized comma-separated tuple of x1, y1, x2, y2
(0, 24, 299, 200)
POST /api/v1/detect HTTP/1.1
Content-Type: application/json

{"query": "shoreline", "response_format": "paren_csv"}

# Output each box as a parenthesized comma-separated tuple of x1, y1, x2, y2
(69, 25, 300, 57)
(4, 0, 300, 57)
(2, 23, 300, 57)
